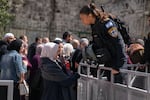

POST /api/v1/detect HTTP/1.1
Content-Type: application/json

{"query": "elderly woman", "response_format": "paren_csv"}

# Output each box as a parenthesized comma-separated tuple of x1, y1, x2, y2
(40, 42, 80, 100)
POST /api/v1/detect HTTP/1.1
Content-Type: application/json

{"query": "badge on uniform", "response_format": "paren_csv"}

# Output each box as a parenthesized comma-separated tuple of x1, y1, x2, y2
(105, 21, 113, 28)
(108, 27, 118, 38)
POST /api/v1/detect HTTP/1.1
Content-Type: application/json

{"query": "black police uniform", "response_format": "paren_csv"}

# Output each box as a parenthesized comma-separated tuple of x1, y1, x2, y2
(91, 18, 127, 83)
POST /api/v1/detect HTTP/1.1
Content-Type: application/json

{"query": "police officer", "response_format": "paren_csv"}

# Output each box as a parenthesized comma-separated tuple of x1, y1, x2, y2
(79, 3, 127, 83)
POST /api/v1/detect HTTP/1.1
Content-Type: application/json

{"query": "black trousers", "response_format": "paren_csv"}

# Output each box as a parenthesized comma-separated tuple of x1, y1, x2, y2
(13, 83, 20, 100)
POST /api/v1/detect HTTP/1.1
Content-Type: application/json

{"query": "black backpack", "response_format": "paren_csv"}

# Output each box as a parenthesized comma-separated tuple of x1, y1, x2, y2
(100, 5, 131, 45)
(113, 18, 131, 45)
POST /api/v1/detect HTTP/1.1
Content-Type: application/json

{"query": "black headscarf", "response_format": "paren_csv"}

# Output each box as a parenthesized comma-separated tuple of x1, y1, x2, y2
(8, 39, 22, 52)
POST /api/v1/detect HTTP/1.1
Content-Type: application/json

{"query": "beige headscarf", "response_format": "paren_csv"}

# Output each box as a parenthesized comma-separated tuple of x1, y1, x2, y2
(41, 42, 59, 60)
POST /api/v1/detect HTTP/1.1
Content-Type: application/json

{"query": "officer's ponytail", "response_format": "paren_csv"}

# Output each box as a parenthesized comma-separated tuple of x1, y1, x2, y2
(88, 3, 101, 18)
(80, 3, 108, 21)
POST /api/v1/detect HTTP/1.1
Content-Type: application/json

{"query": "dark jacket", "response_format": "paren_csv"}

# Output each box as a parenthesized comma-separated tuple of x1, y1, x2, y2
(91, 18, 127, 70)
(40, 57, 80, 100)
(27, 42, 37, 62)
(71, 49, 82, 72)
(144, 38, 150, 63)
(0, 40, 8, 60)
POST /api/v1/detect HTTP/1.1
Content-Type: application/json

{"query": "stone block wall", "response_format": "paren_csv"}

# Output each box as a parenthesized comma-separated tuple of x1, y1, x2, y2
(8, 0, 150, 43)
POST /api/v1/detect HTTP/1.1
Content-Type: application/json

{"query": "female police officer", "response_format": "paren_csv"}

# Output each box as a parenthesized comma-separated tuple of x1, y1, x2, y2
(79, 3, 127, 83)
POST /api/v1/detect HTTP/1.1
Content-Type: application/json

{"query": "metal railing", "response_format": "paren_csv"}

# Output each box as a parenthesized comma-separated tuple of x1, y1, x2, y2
(77, 62, 150, 100)
(0, 80, 14, 100)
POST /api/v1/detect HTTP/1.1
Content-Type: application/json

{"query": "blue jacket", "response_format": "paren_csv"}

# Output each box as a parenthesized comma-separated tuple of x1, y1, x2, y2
(0, 50, 26, 82)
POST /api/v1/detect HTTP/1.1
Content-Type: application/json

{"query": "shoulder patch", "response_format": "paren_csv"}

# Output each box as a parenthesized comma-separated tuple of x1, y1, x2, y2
(108, 27, 118, 38)
(105, 21, 114, 28)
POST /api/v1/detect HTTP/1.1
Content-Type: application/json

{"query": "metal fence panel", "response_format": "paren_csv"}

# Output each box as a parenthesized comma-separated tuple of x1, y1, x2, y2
(77, 76, 88, 100)
(113, 85, 128, 100)
(77, 63, 150, 100)
(78, 76, 149, 100)
(78, 76, 112, 100)
(113, 85, 147, 100)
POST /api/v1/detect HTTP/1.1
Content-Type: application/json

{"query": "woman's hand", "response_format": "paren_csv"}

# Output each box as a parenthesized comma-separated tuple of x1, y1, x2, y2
(75, 62, 79, 68)
(112, 69, 119, 74)
(19, 73, 25, 83)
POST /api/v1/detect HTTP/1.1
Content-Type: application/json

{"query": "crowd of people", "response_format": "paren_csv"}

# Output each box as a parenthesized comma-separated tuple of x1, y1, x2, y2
(0, 3, 150, 100)
(0, 31, 90, 100)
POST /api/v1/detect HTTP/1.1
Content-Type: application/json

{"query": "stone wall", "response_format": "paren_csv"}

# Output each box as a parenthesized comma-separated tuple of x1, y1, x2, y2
(98, 0, 150, 38)
(8, 0, 150, 43)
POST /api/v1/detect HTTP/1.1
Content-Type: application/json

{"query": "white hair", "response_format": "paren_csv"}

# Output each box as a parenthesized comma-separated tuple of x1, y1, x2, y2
(63, 43, 74, 57)
(80, 38, 89, 46)
(4, 33, 14, 39)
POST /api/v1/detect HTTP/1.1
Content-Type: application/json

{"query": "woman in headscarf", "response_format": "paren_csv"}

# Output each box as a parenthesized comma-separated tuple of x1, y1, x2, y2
(40, 42, 80, 100)
(29, 44, 44, 100)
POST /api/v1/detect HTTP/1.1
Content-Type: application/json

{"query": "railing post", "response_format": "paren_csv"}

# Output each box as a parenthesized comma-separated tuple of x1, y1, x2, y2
(78, 63, 81, 74)
(87, 63, 90, 100)
(110, 69, 114, 100)
(97, 64, 104, 79)
(145, 64, 148, 73)
(97, 67, 100, 79)
(146, 74, 150, 100)
(127, 71, 131, 100)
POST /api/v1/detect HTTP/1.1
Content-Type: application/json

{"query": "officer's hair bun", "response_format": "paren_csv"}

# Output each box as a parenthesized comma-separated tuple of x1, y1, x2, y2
(89, 3, 96, 10)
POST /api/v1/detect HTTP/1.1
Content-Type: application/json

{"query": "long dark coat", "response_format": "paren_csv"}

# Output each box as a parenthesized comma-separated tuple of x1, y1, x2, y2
(40, 57, 80, 100)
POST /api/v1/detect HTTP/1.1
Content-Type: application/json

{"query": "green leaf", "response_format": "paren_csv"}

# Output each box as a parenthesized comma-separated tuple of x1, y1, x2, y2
(0, 0, 13, 27)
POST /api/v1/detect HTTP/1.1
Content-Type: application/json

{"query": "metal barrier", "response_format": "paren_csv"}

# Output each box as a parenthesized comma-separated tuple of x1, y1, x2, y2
(77, 63, 150, 100)
(0, 80, 14, 100)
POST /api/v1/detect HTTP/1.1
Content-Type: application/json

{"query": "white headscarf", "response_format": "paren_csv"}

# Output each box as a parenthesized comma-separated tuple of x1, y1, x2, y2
(41, 42, 59, 60)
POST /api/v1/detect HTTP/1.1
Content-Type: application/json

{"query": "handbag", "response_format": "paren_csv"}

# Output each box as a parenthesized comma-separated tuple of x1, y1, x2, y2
(19, 80, 29, 95)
